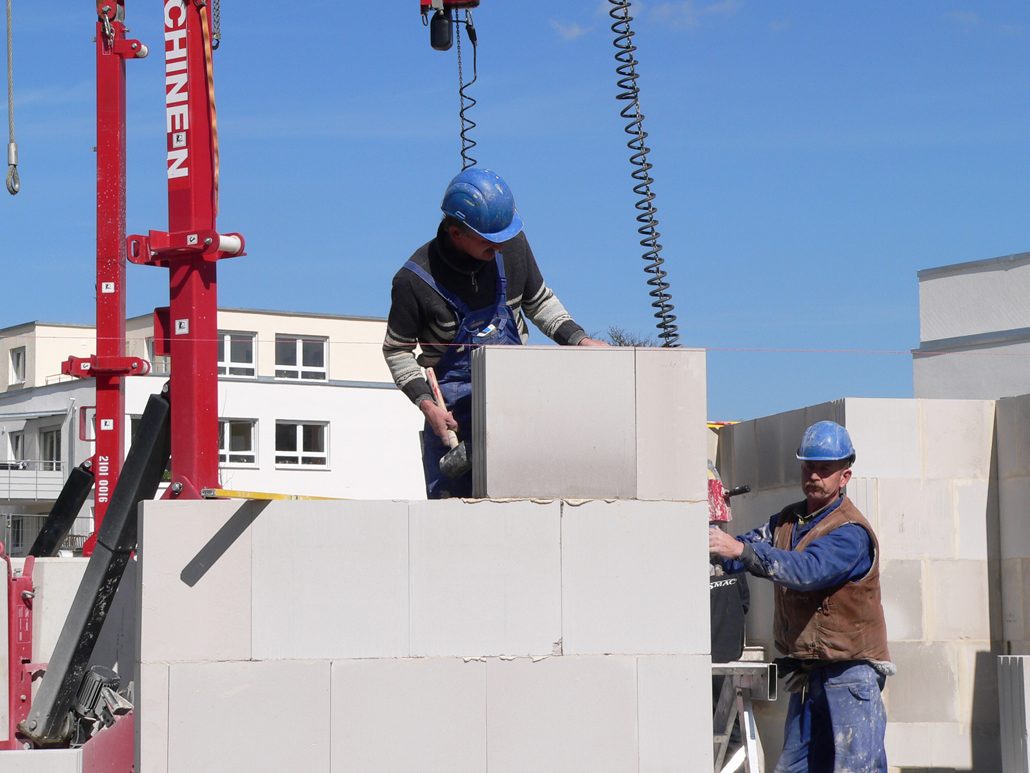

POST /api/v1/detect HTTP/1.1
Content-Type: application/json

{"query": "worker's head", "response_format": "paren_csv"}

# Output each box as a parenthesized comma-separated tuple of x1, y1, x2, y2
(441, 168, 523, 261)
(796, 421, 855, 511)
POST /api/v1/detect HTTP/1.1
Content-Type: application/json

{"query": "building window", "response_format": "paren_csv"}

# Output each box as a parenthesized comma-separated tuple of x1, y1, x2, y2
(275, 421, 327, 467)
(8, 431, 24, 462)
(219, 419, 257, 465)
(10, 515, 23, 553)
(39, 427, 62, 472)
(10, 347, 25, 384)
(145, 337, 171, 375)
(275, 336, 327, 381)
(217, 332, 256, 378)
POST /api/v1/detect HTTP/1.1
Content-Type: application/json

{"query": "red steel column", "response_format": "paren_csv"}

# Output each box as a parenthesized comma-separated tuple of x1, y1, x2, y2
(94, 4, 129, 533)
(64, 4, 149, 555)
(164, 0, 220, 496)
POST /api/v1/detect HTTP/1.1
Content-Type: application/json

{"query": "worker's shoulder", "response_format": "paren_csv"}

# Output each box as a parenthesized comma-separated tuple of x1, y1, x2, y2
(390, 240, 435, 285)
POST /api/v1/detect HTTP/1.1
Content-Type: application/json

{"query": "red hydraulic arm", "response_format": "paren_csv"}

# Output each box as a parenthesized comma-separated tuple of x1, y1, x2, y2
(128, 0, 244, 499)
(62, 3, 150, 557)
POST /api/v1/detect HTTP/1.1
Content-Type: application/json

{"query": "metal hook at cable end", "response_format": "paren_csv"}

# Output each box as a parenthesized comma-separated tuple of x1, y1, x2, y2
(6, 142, 19, 195)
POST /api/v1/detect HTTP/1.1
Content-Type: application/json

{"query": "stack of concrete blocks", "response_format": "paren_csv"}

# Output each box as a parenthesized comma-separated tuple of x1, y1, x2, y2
(914, 251, 1030, 400)
(129, 346, 714, 772)
(716, 397, 1000, 771)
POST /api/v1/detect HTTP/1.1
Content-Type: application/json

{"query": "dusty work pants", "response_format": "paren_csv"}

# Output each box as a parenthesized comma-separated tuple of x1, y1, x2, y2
(775, 661, 887, 773)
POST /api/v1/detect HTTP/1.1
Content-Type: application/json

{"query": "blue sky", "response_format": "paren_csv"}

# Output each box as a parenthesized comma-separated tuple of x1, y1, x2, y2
(4, 2, 1029, 420)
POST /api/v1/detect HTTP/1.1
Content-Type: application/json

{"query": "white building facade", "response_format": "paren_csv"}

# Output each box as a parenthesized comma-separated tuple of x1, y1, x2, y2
(0, 309, 426, 553)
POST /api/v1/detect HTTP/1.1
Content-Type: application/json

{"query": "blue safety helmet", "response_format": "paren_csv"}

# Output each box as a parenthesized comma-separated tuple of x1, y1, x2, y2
(441, 168, 524, 244)
(796, 421, 856, 465)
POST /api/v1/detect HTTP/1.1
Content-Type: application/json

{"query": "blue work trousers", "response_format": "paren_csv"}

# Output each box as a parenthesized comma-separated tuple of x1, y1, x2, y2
(775, 661, 887, 773)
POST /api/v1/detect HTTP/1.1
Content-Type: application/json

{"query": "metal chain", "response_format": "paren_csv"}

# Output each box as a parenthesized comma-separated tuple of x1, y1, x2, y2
(211, 0, 220, 49)
(455, 17, 465, 167)
(5, 0, 17, 195)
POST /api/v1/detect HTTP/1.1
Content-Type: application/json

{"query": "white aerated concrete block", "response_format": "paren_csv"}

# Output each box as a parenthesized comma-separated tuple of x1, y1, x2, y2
(926, 560, 990, 641)
(1002, 558, 1025, 643)
(473, 346, 637, 499)
(753, 406, 810, 491)
(138, 501, 253, 663)
(167, 660, 330, 773)
(409, 499, 561, 657)
(998, 394, 1030, 480)
(0, 750, 82, 772)
(562, 500, 709, 655)
(1001, 477, 1030, 560)
(875, 478, 954, 559)
(486, 656, 638, 773)
(880, 560, 923, 641)
(844, 398, 922, 479)
(884, 642, 959, 723)
(252, 500, 409, 660)
(954, 479, 991, 560)
(885, 721, 975, 769)
(634, 348, 707, 501)
(471, 346, 707, 500)
(31, 558, 88, 664)
(135, 663, 169, 773)
(331, 658, 486, 773)
(920, 399, 995, 480)
(637, 655, 714, 773)
(845, 477, 879, 531)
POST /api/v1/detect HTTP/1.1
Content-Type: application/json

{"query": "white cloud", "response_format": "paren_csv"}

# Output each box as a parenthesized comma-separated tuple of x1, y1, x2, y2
(550, 19, 590, 41)
(649, 0, 740, 29)
(944, 10, 982, 28)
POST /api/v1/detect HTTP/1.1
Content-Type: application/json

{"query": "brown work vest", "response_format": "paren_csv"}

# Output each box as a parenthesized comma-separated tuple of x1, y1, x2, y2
(772, 497, 891, 663)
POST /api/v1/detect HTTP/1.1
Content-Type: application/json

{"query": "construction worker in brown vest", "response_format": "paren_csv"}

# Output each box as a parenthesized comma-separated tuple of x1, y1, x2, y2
(709, 421, 894, 772)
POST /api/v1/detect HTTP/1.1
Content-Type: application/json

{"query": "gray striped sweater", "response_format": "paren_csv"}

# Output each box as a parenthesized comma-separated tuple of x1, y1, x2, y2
(383, 225, 587, 405)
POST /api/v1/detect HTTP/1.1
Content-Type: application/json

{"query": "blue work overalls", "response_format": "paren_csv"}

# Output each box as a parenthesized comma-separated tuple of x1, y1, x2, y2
(403, 254, 521, 499)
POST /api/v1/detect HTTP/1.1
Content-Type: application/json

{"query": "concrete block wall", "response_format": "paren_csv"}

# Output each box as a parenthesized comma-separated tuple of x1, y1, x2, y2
(136, 498, 714, 773)
(471, 346, 707, 501)
(717, 396, 1001, 771)
(998, 394, 1030, 655)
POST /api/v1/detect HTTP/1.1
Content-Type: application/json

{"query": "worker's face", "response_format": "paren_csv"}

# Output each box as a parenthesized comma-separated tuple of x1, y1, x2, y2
(449, 226, 502, 262)
(800, 459, 852, 510)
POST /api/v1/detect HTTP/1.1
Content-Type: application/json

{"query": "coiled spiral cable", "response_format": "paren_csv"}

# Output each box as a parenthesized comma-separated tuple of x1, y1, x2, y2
(608, 0, 678, 347)
(455, 10, 478, 170)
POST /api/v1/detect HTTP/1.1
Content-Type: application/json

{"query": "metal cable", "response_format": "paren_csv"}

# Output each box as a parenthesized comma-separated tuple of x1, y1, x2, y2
(5, 0, 18, 195)
(455, 11, 478, 170)
(609, 0, 678, 347)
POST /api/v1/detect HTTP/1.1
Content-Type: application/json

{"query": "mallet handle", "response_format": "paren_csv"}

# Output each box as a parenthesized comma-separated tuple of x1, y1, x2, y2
(426, 367, 460, 450)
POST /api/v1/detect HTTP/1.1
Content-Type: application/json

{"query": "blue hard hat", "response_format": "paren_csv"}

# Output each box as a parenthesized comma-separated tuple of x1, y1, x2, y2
(441, 168, 524, 244)
(796, 421, 856, 464)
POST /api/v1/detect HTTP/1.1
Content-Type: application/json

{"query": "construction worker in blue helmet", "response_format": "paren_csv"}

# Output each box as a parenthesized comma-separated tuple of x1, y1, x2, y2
(383, 168, 607, 498)
(709, 421, 894, 772)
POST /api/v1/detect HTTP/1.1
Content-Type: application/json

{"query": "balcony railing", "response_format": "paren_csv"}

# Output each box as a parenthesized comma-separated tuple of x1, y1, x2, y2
(0, 460, 67, 501)
(0, 511, 90, 557)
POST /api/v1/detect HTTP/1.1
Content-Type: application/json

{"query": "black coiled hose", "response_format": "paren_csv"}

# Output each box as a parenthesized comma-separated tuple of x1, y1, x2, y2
(608, 0, 679, 347)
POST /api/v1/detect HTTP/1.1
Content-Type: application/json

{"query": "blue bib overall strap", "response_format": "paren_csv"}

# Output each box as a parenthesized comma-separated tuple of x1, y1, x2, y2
(402, 254, 521, 498)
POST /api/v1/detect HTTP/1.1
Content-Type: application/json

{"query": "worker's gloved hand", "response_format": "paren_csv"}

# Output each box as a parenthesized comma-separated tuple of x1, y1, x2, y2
(419, 398, 459, 442)
(774, 657, 810, 694)
(783, 670, 809, 694)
